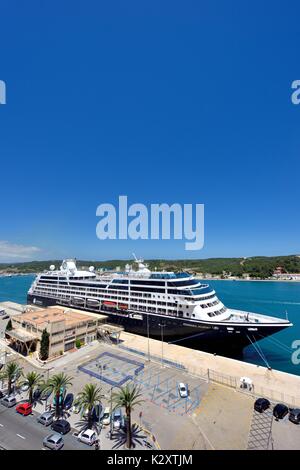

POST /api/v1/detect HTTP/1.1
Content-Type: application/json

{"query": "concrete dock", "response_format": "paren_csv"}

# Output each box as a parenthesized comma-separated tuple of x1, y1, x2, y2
(119, 331, 300, 406)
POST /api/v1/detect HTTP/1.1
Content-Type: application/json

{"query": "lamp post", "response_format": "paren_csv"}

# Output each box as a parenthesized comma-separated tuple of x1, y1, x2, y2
(158, 322, 165, 368)
(146, 314, 150, 362)
(109, 385, 116, 440)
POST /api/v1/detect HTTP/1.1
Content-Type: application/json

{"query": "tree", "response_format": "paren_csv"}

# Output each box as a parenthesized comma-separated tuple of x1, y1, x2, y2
(43, 373, 73, 419)
(75, 383, 104, 430)
(5, 319, 12, 331)
(0, 361, 23, 395)
(112, 383, 144, 448)
(20, 371, 44, 404)
(40, 329, 50, 361)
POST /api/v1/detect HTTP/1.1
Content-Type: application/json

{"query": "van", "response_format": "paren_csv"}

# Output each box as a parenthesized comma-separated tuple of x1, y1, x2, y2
(1, 395, 17, 408)
(37, 411, 54, 426)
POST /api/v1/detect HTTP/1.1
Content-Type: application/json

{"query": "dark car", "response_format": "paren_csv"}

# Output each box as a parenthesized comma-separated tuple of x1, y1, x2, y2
(63, 393, 74, 411)
(51, 419, 71, 435)
(41, 389, 52, 401)
(254, 398, 270, 413)
(0, 391, 4, 399)
(273, 403, 289, 420)
(33, 388, 42, 401)
(92, 403, 103, 422)
(289, 408, 300, 425)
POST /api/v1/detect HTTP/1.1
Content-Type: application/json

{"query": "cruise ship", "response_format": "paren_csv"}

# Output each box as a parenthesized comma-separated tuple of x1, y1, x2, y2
(27, 258, 292, 353)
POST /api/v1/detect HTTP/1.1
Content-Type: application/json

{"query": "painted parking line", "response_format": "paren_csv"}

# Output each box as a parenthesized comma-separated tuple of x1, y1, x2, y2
(16, 434, 26, 440)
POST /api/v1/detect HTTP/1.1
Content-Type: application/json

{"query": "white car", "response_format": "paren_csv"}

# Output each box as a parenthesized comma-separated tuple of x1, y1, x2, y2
(77, 429, 98, 446)
(178, 382, 188, 398)
(101, 407, 111, 426)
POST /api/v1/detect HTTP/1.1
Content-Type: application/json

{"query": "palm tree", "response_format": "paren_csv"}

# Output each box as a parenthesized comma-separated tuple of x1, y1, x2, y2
(0, 362, 23, 395)
(75, 383, 104, 430)
(112, 383, 144, 449)
(20, 371, 44, 404)
(43, 373, 73, 419)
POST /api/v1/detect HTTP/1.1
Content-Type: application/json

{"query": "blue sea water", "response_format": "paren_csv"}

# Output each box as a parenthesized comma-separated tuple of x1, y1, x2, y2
(0, 275, 299, 376)
(207, 280, 300, 376)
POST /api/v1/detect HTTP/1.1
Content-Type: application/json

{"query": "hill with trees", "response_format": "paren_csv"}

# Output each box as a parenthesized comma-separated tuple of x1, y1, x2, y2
(1, 255, 300, 279)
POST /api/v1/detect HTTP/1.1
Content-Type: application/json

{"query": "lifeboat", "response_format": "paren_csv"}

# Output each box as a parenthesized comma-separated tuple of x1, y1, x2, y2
(119, 304, 128, 310)
(72, 296, 85, 304)
(103, 301, 116, 307)
(87, 298, 100, 307)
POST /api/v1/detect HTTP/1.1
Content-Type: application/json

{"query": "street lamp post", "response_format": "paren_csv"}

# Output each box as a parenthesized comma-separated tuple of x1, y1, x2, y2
(158, 322, 165, 368)
(146, 314, 150, 362)
(109, 385, 116, 440)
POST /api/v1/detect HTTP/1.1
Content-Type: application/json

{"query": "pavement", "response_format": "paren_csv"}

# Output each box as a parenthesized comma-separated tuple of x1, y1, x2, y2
(0, 403, 91, 450)
(191, 383, 253, 450)
(1, 337, 300, 450)
(119, 332, 300, 406)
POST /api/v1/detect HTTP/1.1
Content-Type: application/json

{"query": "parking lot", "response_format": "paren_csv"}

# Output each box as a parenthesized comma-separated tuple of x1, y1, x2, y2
(77, 348, 208, 417)
(1, 340, 299, 450)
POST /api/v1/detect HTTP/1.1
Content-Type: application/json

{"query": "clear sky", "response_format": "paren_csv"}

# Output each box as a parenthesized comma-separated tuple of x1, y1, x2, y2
(0, 1, 300, 262)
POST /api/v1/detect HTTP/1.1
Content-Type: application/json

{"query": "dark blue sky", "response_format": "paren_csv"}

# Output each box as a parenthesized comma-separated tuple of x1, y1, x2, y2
(0, 1, 299, 261)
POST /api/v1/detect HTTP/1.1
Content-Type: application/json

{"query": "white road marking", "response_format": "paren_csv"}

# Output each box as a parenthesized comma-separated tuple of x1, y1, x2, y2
(16, 434, 26, 440)
(0, 424, 3, 427)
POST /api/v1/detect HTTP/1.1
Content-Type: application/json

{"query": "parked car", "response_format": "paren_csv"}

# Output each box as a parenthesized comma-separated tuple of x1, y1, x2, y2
(16, 403, 32, 416)
(51, 419, 71, 435)
(41, 390, 52, 401)
(72, 402, 81, 414)
(77, 429, 98, 446)
(0, 391, 5, 399)
(92, 403, 103, 421)
(53, 387, 65, 406)
(273, 403, 289, 420)
(101, 407, 111, 426)
(63, 393, 74, 410)
(254, 398, 270, 413)
(37, 411, 54, 426)
(289, 408, 300, 425)
(1, 395, 17, 408)
(43, 433, 64, 450)
(178, 383, 188, 398)
(112, 408, 123, 430)
(20, 383, 29, 392)
(33, 388, 42, 401)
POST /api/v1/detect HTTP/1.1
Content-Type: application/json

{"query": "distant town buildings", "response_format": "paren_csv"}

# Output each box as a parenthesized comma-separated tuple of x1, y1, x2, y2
(273, 266, 300, 280)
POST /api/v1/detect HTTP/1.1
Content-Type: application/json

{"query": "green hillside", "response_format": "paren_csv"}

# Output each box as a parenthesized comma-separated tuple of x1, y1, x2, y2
(1, 255, 300, 279)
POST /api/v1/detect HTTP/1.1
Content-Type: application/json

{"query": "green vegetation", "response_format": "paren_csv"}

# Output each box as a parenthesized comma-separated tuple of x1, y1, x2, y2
(75, 383, 104, 429)
(43, 372, 73, 419)
(40, 329, 50, 361)
(1, 254, 300, 279)
(75, 339, 82, 349)
(0, 361, 23, 395)
(112, 383, 144, 449)
(20, 371, 44, 404)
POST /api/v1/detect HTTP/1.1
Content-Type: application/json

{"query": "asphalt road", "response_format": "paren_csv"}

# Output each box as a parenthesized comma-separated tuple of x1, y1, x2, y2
(0, 404, 91, 450)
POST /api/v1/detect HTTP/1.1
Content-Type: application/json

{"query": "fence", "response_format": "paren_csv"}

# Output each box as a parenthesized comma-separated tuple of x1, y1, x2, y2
(117, 343, 300, 407)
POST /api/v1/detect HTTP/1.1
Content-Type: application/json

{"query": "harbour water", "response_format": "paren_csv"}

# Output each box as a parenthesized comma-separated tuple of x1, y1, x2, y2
(0, 275, 299, 376)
